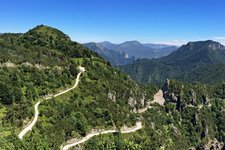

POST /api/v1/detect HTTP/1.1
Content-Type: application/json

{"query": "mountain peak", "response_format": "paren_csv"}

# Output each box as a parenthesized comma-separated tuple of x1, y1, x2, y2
(159, 40, 225, 67)
(97, 41, 117, 50)
(99, 41, 114, 45)
(122, 40, 142, 46)
(179, 40, 225, 53)
(186, 40, 224, 48)
(24, 25, 71, 41)
(117, 41, 143, 49)
(19, 25, 71, 48)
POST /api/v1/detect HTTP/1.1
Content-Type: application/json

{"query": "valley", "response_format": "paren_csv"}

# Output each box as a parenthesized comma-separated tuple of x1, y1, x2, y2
(1, 0, 225, 149)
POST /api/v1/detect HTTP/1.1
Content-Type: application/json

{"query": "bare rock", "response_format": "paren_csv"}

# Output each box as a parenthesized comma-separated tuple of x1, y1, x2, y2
(140, 95, 145, 107)
(189, 89, 196, 105)
(128, 97, 137, 107)
(171, 93, 178, 102)
(108, 91, 116, 102)
(202, 138, 224, 150)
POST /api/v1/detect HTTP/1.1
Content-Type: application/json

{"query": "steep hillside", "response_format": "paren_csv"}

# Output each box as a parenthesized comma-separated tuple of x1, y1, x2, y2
(158, 40, 225, 67)
(82, 80, 225, 149)
(0, 25, 156, 149)
(121, 40, 225, 85)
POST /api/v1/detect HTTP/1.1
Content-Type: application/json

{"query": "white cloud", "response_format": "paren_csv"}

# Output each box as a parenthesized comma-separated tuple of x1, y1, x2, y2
(212, 37, 225, 45)
(213, 37, 225, 40)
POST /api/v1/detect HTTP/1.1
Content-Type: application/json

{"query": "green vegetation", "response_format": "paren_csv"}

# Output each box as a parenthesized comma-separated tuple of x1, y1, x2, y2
(0, 25, 96, 66)
(83, 80, 225, 149)
(0, 26, 224, 150)
(120, 40, 225, 85)
(0, 25, 156, 149)
(84, 133, 142, 150)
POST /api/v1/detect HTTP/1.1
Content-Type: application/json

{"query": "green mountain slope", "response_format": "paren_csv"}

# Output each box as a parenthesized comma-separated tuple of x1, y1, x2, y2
(0, 25, 156, 149)
(1, 26, 224, 150)
(83, 80, 225, 149)
(158, 40, 225, 67)
(0, 25, 96, 66)
(121, 40, 225, 85)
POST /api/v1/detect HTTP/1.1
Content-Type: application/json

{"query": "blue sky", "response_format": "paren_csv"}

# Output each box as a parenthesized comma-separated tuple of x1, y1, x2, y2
(0, 0, 225, 45)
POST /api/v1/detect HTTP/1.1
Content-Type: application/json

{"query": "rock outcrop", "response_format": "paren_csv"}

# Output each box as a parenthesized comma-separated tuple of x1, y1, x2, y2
(191, 139, 225, 150)
(189, 89, 196, 105)
(108, 91, 116, 102)
(128, 97, 137, 107)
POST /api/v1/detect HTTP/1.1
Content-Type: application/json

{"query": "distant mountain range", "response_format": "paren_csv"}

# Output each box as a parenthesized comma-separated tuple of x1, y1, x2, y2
(83, 42, 135, 66)
(120, 40, 225, 85)
(1, 25, 225, 150)
(98, 41, 117, 50)
(84, 41, 178, 66)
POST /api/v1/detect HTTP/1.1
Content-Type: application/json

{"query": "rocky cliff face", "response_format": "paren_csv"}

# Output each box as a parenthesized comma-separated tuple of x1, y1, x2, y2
(161, 79, 210, 108)
(127, 93, 150, 113)
(189, 138, 225, 150)
(162, 79, 181, 109)
(160, 80, 225, 150)
(108, 91, 116, 102)
(208, 42, 225, 51)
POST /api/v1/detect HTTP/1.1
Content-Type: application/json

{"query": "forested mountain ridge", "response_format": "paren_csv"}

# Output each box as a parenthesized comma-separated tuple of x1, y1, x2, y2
(157, 40, 225, 67)
(120, 40, 225, 85)
(0, 25, 97, 66)
(0, 25, 156, 149)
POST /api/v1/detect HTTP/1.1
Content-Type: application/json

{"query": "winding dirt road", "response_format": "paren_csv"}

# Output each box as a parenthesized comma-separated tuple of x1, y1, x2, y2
(61, 90, 164, 150)
(61, 122, 142, 150)
(18, 65, 161, 150)
(18, 66, 85, 140)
